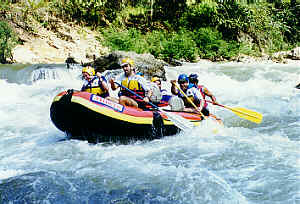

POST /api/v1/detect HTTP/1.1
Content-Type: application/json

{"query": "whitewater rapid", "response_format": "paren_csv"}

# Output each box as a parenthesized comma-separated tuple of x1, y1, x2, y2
(0, 62, 299, 204)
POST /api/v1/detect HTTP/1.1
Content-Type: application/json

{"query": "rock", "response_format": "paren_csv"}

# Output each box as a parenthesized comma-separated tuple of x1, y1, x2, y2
(85, 51, 169, 81)
(291, 47, 300, 60)
(13, 45, 39, 64)
(65, 56, 78, 64)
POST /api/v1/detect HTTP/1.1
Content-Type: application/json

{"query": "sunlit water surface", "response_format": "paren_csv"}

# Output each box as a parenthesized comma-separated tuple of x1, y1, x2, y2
(0, 62, 299, 204)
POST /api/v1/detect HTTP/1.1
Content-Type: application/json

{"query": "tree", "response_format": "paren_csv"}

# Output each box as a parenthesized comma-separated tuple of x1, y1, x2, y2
(0, 21, 17, 64)
(153, 0, 187, 27)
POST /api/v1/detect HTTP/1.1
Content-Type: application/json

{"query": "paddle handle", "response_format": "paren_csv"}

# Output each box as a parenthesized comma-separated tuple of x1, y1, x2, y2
(114, 82, 159, 110)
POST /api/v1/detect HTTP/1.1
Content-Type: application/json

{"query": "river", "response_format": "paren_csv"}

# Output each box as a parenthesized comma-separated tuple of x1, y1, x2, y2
(0, 62, 299, 204)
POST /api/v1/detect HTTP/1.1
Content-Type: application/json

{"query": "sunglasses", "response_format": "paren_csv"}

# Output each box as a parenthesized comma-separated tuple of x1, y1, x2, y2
(121, 64, 129, 68)
(178, 80, 187, 84)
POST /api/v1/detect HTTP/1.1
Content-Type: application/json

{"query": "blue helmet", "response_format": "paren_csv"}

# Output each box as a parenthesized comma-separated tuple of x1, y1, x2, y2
(136, 72, 144, 77)
(178, 74, 189, 84)
(189, 73, 198, 83)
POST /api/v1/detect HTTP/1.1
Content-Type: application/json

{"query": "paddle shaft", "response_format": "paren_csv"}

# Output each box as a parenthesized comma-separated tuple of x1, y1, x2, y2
(114, 82, 196, 129)
(173, 82, 205, 118)
(114, 82, 159, 109)
(206, 100, 261, 119)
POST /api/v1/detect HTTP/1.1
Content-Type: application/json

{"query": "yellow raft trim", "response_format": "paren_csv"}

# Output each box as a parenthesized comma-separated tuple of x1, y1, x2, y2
(53, 94, 195, 126)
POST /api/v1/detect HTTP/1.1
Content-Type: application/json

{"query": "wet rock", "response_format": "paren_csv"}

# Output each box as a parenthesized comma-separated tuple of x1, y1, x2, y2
(291, 47, 300, 60)
(84, 51, 170, 81)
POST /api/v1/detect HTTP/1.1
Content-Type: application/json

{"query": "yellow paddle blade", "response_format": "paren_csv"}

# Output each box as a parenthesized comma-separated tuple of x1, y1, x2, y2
(228, 106, 263, 124)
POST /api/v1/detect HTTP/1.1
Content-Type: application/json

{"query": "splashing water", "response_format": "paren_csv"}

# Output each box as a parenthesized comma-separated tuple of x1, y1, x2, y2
(0, 62, 299, 204)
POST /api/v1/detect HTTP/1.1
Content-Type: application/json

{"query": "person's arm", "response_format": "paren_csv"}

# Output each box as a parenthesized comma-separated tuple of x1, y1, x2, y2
(109, 77, 119, 90)
(144, 90, 152, 103)
(138, 76, 152, 102)
(203, 87, 217, 104)
(170, 80, 178, 95)
(81, 84, 85, 91)
(100, 77, 109, 92)
(96, 72, 109, 92)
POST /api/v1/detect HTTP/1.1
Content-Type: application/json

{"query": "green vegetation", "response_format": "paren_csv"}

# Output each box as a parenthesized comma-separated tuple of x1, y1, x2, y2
(1, 0, 299, 62)
(0, 21, 17, 64)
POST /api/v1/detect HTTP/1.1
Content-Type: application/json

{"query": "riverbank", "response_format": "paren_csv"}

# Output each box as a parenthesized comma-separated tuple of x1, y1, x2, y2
(6, 13, 300, 66)
(10, 18, 109, 64)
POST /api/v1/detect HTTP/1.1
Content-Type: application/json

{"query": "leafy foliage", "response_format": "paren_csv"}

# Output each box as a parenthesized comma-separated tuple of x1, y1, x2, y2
(100, 28, 197, 61)
(3, 0, 300, 63)
(0, 21, 17, 63)
(50, 0, 120, 27)
(180, 2, 219, 30)
(194, 27, 240, 60)
(160, 31, 197, 61)
(215, 2, 253, 40)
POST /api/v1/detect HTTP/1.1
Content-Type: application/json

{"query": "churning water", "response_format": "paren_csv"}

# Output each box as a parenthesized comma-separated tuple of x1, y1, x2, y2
(0, 62, 299, 204)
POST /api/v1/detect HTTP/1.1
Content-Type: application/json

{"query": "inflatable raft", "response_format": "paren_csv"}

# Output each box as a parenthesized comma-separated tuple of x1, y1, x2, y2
(50, 90, 203, 143)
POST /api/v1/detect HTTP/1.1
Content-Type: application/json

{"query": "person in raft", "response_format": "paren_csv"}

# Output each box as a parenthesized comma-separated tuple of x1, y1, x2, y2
(109, 58, 153, 109)
(187, 73, 222, 122)
(81, 66, 118, 102)
(171, 74, 222, 122)
(150, 76, 171, 106)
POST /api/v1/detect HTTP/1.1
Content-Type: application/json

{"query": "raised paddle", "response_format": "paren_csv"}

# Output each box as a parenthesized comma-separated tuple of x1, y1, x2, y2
(206, 101, 263, 124)
(172, 82, 206, 118)
(113, 82, 194, 130)
(173, 82, 223, 134)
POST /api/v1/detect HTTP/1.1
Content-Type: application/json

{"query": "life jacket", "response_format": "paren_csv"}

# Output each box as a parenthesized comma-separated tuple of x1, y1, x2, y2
(81, 76, 109, 98)
(178, 86, 206, 109)
(187, 84, 208, 108)
(155, 94, 171, 107)
(177, 88, 192, 107)
(149, 86, 170, 107)
(158, 89, 171, 107)
(120, 77, 145, 102)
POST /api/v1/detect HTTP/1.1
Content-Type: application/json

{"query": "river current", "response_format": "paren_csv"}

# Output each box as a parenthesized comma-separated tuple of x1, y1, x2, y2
(0, 62, 299, 204)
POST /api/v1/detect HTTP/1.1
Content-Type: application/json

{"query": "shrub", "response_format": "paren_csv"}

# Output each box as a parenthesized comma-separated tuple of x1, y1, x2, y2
(100, 27, 148, 53)
(0, 21, 17, 64)
(160, 31, 197, 62)
(180, 2, 219, 30)
(144, 30, 168, 58)
(193, 27, 239, 60)
(100, 27, 197, 61)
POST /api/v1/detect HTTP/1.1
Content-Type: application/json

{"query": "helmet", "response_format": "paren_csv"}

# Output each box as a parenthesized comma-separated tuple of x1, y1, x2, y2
(136, 72, 144, 77)
(189, 74, 198, 80)
(121, 58, 134, 67)
(82, 66, 95, 76)
(189, 73, 198, 83)
(151, 76, 160, 83)
(178, 74, 189, 84)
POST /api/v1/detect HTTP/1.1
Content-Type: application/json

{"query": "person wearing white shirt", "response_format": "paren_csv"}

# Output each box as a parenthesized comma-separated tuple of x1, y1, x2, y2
(110, 58, 152, 109)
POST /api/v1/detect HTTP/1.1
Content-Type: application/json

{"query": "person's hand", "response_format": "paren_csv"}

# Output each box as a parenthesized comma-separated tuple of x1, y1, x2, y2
(96, 72, 104, 82)
(143, 96, 150, 103)
(109, 78, 115, 84)
(96, 72, 102, 77)
(170, 80, 177, 84)
(212, 100, 218, 105)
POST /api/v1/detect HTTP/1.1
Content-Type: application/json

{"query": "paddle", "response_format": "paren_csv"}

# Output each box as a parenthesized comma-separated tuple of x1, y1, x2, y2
(172, 82, 205, 118)
(173, 82, 222, 134)
(113, 82, 194, 130)
(206, 101, 263, 124)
